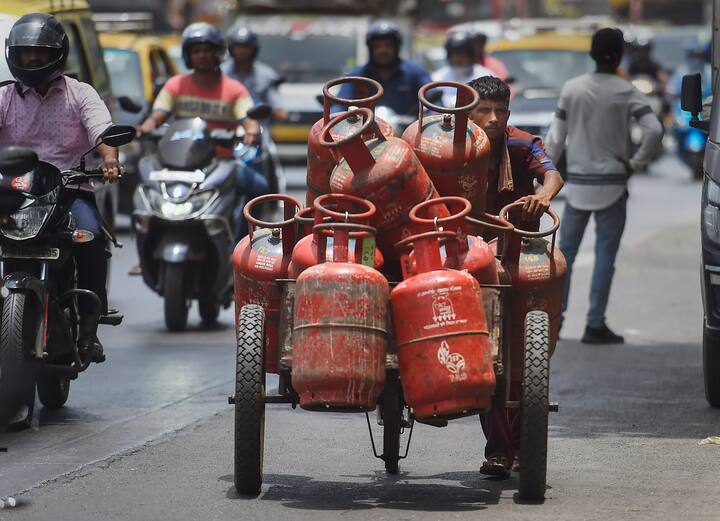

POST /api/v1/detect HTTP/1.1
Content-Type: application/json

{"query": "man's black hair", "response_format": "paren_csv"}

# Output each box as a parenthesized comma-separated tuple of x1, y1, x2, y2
(590, 28, 624, 65)
(467, 75, 510, 105)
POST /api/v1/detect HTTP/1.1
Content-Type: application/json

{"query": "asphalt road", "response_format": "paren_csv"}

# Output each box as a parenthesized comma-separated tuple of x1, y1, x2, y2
(1, 155, 719, 520)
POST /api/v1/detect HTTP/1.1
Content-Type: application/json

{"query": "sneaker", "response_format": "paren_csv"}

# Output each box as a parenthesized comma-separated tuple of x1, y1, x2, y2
(480, 456, 511, 478)
(79, 336, 106, 363)
(581, 323, 624, 344)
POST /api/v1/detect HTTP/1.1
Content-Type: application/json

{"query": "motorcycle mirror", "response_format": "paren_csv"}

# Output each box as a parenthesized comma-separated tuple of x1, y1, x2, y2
(117, 96, 144, 114)
(0, 146, 38, 178)
(247, 104, 272, 121)
(681, 73, 703, 115)
(100, 125, 137, 147)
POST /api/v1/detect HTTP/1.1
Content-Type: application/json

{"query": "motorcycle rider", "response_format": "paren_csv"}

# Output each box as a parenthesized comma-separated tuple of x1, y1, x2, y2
(222, 24, 287, 122)
(431, 31, 493, 107)
(470, 30, 509, 80)
(626, 38, 668, 94)
(334, 20, 433, 116)
(0, 14, 123, 363)
(138, 23, 267, 240)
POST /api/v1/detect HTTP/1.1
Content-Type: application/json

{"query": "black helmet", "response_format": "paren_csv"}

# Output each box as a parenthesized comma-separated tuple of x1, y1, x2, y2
(366, 20, 402, 48)
(181, 22, 226, 69)
(5, 13, 68, 88)
(226, 25, 258, 59)
(445, 31, 475, 60)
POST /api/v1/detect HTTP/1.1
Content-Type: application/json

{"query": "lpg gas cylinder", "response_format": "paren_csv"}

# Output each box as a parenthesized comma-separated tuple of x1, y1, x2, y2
(324, 108, 448, 262)
(402, 82, 492, 217)
(289, 193, 384, 277)
(306, 77, 395, 207)
(391, 230, 495, 420)
(233, 195, 302, 373)
(407, 196, 513, 285)
(292, 222, 389, 411)
(499, 202, 567, 382)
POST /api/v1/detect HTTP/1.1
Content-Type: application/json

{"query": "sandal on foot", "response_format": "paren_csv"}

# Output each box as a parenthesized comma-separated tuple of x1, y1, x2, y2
(480, 456, 511, 478)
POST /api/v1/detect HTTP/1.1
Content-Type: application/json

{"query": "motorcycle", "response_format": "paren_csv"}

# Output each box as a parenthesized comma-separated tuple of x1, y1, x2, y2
(630, 74, 666, 163)
(132, 105, 271, 332)
(0, 125, 135, 430)
(672, 71, 712, 180)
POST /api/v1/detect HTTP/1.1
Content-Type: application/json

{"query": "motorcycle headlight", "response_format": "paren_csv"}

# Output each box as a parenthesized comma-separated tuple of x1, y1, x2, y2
(156, 190, 217, 220)
(1, 203, 53, 240)
(703, 177, 720, 245)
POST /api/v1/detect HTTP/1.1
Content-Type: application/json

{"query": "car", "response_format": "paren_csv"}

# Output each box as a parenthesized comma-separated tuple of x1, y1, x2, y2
(231, 14, 376, 162)
(488, 32, 594, 140)
(0, 0, 119, 231)
(99, 32, 178, 213)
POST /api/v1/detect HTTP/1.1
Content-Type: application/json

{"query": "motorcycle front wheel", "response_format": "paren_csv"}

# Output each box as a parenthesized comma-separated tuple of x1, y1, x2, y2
(164, 263, 190, 332)
(0, 293, 38, 429)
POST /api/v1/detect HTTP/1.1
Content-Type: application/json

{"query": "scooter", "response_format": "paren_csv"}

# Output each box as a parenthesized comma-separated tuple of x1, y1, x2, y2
(132, 105, 271, 332)
(0, 126, 135, 430)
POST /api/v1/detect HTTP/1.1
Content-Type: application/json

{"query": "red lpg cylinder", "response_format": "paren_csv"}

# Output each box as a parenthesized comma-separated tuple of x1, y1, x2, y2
(407, 196, 514, 285)
(292, 222, 389, 411)
(233, 195, 302, 373)
(289, 193, 384, 278)
(391, 230, 496, 420)
(401, 82, 492, 217)
(500, 202, 567, 381)
(323, 107, 449, 262)
(306, 77, 395, 207)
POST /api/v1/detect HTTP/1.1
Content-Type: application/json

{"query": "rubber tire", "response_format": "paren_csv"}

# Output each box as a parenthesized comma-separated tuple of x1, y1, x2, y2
(0, 293, 37, 429)
(234, 304, 266, 495)
(703, 324, 720, 408)
(164, 263, 189, 332)
(381, 369, 402, 474)
(199, 298, 220, 324)
(519, 310, 550, 501)
(37, 374, 71, 409)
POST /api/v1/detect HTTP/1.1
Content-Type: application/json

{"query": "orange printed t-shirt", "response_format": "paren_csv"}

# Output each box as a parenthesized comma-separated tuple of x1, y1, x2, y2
(153, 73, 253, 157)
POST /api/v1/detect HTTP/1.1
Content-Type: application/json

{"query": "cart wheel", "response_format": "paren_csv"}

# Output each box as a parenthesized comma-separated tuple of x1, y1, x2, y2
(234, 304, 266, 495)
(381, 369, 402, 474)
(519, 310, 550, 501)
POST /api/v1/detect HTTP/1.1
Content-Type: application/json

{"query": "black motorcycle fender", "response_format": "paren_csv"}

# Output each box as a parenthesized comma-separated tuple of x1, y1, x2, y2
(3, 272, 44, 305)
(153, 232, 206, 263)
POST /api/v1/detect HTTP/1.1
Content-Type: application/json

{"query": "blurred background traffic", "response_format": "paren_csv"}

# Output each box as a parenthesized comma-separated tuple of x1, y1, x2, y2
(0, 0, 712, 223)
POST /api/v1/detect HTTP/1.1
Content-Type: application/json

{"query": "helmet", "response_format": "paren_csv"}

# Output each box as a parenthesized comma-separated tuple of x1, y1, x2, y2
(5, 13, 68, 88)
(366, 20, 402, 48)
(226, 25, 258, 59)
(445, 31, 475, 60)
(181, 22, 226, 70)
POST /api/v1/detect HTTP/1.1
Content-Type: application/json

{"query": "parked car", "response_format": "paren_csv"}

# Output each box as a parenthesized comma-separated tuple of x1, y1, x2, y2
(99, 32, 178, 213)
(0, 0, 118, 231)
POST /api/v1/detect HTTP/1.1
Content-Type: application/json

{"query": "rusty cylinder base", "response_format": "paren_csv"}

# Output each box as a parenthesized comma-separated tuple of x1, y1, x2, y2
(412, 395, 491, 421)
(298, 389, 377, 412)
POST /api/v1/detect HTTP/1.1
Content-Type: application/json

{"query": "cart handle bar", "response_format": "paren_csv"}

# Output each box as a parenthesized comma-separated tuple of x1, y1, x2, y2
(499, 201, 560, 238)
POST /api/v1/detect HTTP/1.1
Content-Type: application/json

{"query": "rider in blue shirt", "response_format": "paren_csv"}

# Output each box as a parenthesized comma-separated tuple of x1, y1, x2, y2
(334, 20, 432, 116)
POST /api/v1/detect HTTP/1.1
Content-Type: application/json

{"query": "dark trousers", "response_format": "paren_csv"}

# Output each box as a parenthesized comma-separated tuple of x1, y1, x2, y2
(70, 197, 108, 317)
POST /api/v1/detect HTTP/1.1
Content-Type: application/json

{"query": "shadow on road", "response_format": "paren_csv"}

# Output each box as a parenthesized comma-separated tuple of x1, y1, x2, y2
(221, 471, 544, 511)
(550, 340, 720, 440)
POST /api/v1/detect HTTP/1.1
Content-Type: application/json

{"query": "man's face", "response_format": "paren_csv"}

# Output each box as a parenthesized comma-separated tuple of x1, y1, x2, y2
(370, 38, 398, 67)
(229, 44, 253, 63)
(189, 43, 216, 71)
(448, 50, 472, 69)
(470, 98, 510, 141)
(17, 47, 52, 69)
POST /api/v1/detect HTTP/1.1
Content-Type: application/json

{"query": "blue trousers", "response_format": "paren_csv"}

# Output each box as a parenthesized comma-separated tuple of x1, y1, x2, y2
(558, 191, 628, 328)
(70, 197, 108, 316)
(234, 161, 269, 241)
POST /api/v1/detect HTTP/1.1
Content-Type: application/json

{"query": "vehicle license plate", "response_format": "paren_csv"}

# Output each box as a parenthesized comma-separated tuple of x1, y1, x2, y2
(0, 246, 60, 260)
(149, 170, 205, 183)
